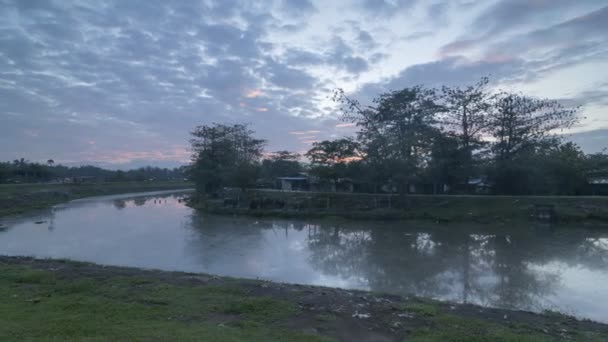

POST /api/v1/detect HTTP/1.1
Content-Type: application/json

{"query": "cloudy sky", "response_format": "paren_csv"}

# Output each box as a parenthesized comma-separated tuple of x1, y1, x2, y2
(1, 0, 607, 169)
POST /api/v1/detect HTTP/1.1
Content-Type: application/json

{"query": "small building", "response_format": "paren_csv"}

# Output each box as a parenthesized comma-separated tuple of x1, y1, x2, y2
(277, 176, 309, 191)
(336, 178, 354, 193)
(468, 177, 492, 194)
(588, 177, 608, 196)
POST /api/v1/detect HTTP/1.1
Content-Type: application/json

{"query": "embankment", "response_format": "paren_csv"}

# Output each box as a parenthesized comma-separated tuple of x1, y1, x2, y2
(1, 256, 606, 341)
(190, 189, 608, 223)
(0, 181, 193, 217)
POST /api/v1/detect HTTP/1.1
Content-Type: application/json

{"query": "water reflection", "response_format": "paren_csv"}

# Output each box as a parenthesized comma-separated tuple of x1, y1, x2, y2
(305, 222, 608, 319)
(0, 191, 607, 322)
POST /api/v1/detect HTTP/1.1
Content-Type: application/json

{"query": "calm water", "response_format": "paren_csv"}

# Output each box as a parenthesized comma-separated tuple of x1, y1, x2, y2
(1, 191, 607, 323)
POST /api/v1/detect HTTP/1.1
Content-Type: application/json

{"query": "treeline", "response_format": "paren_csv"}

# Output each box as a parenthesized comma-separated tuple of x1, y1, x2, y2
(0, 158, 187, 184)
(190, 77, 608, 196)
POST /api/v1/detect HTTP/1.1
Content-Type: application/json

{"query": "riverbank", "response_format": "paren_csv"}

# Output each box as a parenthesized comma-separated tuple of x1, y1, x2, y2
(0, 181, 193, 217)
(191, 189, 608, 224)
(1, 256, 606, 341)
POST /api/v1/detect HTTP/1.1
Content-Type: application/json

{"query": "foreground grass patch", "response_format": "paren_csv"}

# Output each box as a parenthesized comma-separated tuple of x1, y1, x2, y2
(1, 258, 606, 341)
(0, 264, 323, 341)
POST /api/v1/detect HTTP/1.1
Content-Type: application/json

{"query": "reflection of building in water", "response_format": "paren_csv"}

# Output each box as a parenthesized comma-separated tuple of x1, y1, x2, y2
(47, 208, 55, 231)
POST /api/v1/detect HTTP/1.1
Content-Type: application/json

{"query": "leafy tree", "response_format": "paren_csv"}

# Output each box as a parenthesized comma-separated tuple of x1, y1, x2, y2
(335, 86, 442, 194)
(543, 142, 588, 195)
(306, 139, 360, 185)
(190, 123, 265, 194)
(489, 93, 578, 164)
(425, 134, 468, 193)
(260, 151, 302, 179)
(0, 162, 8, 183)
(586, 151, 608, 179)
(488, 93, 579, 194)
(440, 77, 491, 183)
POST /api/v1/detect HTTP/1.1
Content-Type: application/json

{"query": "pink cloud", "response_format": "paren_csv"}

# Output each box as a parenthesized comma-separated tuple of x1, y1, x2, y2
(438, 39, 479, 57)
(244, 89, 263, 98)
(77, 145, 191, 165)
(335, 122, 356, 128)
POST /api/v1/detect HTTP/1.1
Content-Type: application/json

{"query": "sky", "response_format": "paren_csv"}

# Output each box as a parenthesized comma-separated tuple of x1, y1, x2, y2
(1, 0, 607, 169)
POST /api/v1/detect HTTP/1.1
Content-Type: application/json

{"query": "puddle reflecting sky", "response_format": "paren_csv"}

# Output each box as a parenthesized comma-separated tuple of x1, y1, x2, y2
(1, 191, 607, 322)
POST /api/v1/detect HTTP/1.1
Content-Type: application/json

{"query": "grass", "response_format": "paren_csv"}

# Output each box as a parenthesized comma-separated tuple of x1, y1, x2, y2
(1, 258, 606, 341)
(409, 314, 552, 342)
(0, 181, 193, 217)
(0, 264, 324, 341)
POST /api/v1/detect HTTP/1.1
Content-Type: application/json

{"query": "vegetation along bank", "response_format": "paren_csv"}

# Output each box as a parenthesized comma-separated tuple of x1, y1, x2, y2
(0, 181, 193, 217)
(190, 189, 608, 224)
(1, 256, 607, 342)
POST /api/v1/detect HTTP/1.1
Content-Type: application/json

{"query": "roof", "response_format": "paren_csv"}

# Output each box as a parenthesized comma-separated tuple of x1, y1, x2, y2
(589, 177, 608, 185)
(277, 177, 308, 181)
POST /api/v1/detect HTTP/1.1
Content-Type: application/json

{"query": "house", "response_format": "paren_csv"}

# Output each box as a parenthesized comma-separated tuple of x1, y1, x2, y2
(468, 177, 492, 194)
(336, 178, 354, 193)
(588, 177, 608, 196)
(277, 176, 309, 191)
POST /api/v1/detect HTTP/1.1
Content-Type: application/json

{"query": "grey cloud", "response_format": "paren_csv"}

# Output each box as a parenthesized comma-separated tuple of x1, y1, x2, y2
(357, 0, 418, 17)
(1, 0, 605, 166)
(0, 0, 336, 165)
(441, 2, 608, 56)
(558, 83, 608, 108)
(567, 129, 608, 154)
(403, 31, 434, 41)
(262, 58, 317, 90)
(352, 56, 526, 105)
(373, 56, 523, 88)
(436, 5, 608, 87)
(281, 0, 316, 17)
(281, 36, 370, 75)
(356, 30, 376, 49)
(470, 0, 606, 38)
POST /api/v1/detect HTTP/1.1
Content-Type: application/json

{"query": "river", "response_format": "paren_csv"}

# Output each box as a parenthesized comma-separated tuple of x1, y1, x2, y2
(1, 190, 607, 323)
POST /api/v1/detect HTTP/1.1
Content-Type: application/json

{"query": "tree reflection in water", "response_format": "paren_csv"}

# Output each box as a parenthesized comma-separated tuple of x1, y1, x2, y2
(304, 221, 608, 312)
(184, 214, 608, 316)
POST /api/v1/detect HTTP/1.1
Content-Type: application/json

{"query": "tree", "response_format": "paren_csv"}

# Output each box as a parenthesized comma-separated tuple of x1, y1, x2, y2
(47, 159, 55, 166)
(489, 93, 578, 164)
(488, 93, 579, 194)
(440, 77, 491, 184)
(425, 134, 468, 193)
(190, 123, 265, 195)
(306, 139, 360, 185)
(334, 86, 442, 194)
(260, 151, 302, 180)
(543, 142, 587, 195)
(0, 162, 8, 183)
(586, 151, 608, 179)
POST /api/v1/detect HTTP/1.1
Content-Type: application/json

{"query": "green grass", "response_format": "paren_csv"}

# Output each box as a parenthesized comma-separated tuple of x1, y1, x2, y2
(0, 264, 325, 341)
(403, 301, 440, 317)
(409, 314, 551, 342)
(1, 260, 606, 341)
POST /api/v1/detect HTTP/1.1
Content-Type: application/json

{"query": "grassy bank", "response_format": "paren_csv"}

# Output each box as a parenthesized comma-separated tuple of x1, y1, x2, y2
(0, 181, 193, 217)
(1, 256, 606, 341)
(192, 189, 608, 224)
